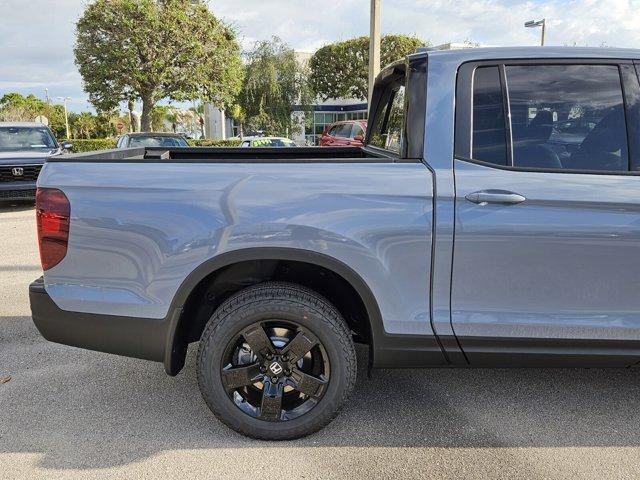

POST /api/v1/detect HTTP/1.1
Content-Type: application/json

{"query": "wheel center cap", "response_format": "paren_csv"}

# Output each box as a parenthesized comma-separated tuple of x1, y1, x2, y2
(268, 361, 284, 375)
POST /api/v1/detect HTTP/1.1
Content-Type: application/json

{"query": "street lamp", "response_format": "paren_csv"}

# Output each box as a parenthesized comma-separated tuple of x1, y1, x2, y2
(56, 96, 72, 139)
(525, 19, 546, 46)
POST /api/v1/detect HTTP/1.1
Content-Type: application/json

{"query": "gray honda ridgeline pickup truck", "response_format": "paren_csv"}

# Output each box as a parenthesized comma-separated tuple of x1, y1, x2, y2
(30, 47, 640, 439)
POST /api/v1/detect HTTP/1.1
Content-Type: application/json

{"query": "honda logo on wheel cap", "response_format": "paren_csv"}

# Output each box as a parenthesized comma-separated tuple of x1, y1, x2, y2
(11, 167, 23, 176)
(269, 362, 283, 375)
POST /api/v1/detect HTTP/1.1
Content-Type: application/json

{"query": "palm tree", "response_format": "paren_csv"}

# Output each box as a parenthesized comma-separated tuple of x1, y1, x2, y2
(151, 105, 171, 132)
(127, 98, 136, 132)
(230, 104, 246, 138)
(166, 108, 179, 133)
(74, 112, 96, 139)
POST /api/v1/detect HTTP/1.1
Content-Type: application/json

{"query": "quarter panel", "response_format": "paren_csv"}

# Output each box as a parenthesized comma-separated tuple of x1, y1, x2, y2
(38, 162, 435, 336)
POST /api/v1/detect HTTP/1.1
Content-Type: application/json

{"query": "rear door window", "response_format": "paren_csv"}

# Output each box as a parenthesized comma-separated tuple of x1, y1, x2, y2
(506, 65, 628, 171)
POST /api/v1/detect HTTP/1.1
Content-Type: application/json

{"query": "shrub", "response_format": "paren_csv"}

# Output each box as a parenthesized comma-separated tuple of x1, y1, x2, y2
(65, 139, 116, 153)
(63, 138, 242, 153)
(188, 139, 241, 147)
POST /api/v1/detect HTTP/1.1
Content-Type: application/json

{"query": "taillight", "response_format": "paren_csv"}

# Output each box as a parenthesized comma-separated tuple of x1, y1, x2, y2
(36, 188, 70, 271)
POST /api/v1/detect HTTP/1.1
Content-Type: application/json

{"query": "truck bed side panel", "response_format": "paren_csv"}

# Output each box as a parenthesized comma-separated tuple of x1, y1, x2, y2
(38, 161, 435, 337)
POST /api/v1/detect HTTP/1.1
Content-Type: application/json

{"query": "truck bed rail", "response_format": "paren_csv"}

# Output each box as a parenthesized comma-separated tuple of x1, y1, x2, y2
(47, 146, 413, 163)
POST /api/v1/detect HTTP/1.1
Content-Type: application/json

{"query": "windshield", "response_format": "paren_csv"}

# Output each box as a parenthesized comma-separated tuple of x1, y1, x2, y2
(0, 127, 57, 151)
(129, 136, 189, 147)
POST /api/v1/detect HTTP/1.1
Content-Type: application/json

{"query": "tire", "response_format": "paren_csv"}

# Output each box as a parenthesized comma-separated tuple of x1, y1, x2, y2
(197, 281, 357, 440)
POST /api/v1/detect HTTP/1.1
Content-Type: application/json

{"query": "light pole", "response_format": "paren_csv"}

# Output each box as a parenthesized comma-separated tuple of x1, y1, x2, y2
(525, 19, 546, 46)
(57, 96, 72, 139)
(368, 0, 381, 107)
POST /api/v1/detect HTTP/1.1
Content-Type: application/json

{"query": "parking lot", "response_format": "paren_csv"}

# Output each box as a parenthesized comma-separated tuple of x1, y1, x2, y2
(2, 205, 640, 479)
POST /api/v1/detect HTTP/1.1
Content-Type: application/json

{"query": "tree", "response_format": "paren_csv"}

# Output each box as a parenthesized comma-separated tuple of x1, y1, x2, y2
(238, 37, 312, 137)
(72, 112, 98, 139)
(229, 104, 246, 138)
(190, 103, 205, 138)
(309, 35, 427, 101)
(0, 93, 67, 138)
(127, 99, 137, 133)
(74, 0, 243, 132)
(165, 108, 179, 133)
(151, 105, 172, 132)
(95, 109, 121, 138)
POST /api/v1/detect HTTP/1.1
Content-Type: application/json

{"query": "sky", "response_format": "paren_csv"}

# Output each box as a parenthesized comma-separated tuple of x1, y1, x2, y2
(1, 0, 640, 112)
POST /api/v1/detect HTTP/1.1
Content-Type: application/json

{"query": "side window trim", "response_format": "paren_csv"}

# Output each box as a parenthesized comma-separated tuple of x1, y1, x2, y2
(365, 62, 410, 158)
(454, 61, 476, 159)
(621, 63, 640, 171)
(498, 64, 514, 166)
(456, 59, 637, 175)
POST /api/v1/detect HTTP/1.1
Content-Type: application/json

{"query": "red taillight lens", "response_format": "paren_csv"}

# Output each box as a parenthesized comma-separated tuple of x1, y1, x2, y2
(36, 187, 70, 271)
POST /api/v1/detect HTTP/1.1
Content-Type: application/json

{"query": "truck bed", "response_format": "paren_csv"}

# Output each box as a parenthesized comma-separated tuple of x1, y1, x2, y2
(48, 146, 401, 163)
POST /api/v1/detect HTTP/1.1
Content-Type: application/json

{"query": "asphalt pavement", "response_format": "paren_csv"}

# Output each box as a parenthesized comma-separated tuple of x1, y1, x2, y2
(2, 205, 640, 479)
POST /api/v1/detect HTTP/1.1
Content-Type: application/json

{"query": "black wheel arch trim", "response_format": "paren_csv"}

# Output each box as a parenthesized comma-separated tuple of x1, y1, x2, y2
(165, 247, 449, 375)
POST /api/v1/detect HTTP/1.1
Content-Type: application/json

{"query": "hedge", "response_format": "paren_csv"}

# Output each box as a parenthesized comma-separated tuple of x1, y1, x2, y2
(188, 139, 241, 147)
(64, 138, 241, 152)
(65, 139, 116, 153)
(65, 138, 240, 153)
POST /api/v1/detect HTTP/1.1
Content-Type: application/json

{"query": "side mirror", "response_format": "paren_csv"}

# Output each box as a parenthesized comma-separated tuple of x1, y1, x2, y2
(61, 141, 73, 151)
(354, 134, 364, 142)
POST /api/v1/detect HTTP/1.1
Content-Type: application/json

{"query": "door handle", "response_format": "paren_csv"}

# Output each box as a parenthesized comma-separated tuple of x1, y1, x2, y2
(465, 190, 526, 205)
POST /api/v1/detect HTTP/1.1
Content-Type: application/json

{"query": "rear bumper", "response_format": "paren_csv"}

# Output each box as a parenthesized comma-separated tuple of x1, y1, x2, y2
(0, 182, 36, 201)
(29, 277, 175, 365)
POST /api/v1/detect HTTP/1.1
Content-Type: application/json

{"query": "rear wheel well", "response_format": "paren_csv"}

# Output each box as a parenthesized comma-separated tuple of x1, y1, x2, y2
(169, 259, 373, 374)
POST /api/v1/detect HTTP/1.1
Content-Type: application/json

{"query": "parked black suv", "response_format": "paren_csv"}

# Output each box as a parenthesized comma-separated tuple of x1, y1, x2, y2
(0, 122, 69, 202)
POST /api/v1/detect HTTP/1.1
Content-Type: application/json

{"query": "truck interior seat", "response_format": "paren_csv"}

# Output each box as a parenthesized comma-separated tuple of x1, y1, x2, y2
(513, 110, 562, 169)
(567, 106, 628, 171)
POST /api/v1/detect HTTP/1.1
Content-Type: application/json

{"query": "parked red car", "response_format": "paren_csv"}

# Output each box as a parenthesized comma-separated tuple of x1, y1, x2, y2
(319, 120, 367, 147)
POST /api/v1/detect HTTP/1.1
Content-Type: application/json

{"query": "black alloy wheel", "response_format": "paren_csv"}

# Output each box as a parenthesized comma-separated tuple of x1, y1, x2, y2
(197, 282, 357, 440)
(220, 320, 330, 421)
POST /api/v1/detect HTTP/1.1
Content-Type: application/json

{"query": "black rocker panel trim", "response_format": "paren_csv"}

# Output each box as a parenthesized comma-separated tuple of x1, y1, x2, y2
(451, 335, 640, 368)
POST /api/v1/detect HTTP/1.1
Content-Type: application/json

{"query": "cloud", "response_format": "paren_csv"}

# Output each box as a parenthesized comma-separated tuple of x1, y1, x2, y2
(0, 0, 86, 108)
(1, 0, 640, 111)
(217, 0, 640, 49)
